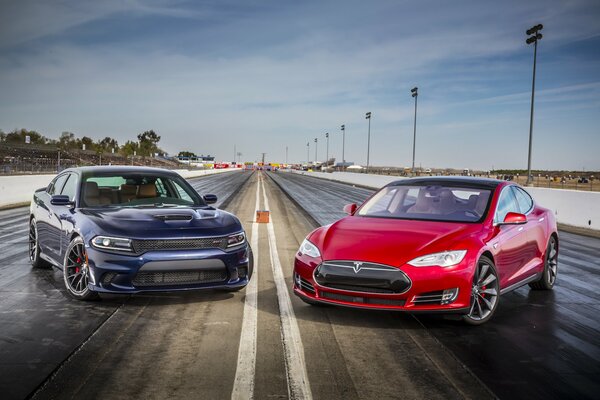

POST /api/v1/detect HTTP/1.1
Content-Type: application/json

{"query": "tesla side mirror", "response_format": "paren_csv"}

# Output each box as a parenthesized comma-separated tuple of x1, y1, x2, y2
(343, 203, 358, 215)
(203, 194, 217, 204)
(500, 212, 527, 225)
(50, 195, 74, 207)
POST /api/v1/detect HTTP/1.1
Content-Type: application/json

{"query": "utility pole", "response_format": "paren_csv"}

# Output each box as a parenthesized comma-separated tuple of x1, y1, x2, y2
(365, 112, 372, 171)
(57, 150, 61, 172)
(340, 124, 345, 170)
(526, 24, 543, 186)
(306, 142, 310, 165)
(261, 153, 266, 165)
(285, 146, 288, 165)
(325, 132, 329, 169)
(234, 144, 236, 164)
(411, 87, 418, 175)
(314, 138, 318, 163)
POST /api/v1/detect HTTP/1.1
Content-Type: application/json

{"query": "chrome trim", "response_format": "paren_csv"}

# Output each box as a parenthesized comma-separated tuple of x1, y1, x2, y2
(500, 272, 542, 295)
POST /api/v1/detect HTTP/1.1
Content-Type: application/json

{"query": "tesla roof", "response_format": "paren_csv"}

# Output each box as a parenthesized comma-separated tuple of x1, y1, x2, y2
(387, 176, 505, 189)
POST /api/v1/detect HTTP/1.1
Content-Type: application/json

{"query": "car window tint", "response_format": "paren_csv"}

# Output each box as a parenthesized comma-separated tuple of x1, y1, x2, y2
(88, 176, 127, 188)
(49, 174, 69, 195)
(155, 178, 169, 197)
(495, 187, 519, 223)
(172, 181, 193, 202)
(512, 186, 533, 214)
(60, 174, 78, 201)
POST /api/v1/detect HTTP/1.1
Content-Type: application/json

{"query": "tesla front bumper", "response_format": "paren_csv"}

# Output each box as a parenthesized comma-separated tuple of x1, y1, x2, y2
(293, 254, 473, 313)
(85, 244, 250, 293)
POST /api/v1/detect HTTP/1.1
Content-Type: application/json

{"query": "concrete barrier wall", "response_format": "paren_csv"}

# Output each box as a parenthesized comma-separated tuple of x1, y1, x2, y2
(291, 170, 599, 231)
(0, 168, 241, 208)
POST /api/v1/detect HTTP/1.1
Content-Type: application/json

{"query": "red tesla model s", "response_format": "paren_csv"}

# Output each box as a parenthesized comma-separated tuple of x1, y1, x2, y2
(293, 177, 558, 324)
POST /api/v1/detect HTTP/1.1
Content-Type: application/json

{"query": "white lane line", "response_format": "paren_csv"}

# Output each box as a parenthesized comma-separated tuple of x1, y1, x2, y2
(231, 173, 261, 400)
(261, 176, 313, 400)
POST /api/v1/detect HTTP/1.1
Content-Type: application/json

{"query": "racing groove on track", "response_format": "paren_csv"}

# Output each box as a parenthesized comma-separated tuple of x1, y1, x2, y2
(267, 170, 600, 400)
(0, 170, 252, 400)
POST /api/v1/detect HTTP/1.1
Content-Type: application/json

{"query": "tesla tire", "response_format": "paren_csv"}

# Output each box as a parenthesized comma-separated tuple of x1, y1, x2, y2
(462, 255, 499, 325)
(29, 219, 51, 269)
(63, 236, 99, 301)
(529, 236, 558, 290)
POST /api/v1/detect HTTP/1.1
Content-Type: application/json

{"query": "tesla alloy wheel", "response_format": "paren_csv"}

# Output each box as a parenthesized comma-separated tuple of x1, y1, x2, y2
(63, 236, 99, 301)
(463, 256, 499, 325)
(529, 236, 558, 290)
(29, 219, 50, 269)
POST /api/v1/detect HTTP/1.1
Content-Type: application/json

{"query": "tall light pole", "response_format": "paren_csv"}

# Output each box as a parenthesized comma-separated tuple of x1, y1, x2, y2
(306, 141, 310, 165)
(314, 138, 318, 163)
(340, 124, 345, 169)
(325, 132, 329, 169)
(411, 87, 418, 175)
(365, 112, 371, 171)
(526, 24, 543, 186)
(285, 146, 288, 165)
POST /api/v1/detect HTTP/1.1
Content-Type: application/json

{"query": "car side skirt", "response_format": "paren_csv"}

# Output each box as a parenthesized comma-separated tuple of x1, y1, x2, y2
(500, 272, 542, 295)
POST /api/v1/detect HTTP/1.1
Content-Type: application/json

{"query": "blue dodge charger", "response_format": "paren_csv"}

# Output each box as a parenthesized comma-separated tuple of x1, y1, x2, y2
(29, 166, 252, 300)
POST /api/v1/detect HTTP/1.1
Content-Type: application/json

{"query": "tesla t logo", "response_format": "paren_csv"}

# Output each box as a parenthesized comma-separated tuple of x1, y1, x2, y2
(352, 262, 363, 274)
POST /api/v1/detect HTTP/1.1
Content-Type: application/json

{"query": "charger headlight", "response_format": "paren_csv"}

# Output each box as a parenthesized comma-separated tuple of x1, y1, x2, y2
(91, 236, 133, 252)
(227, 232, 246, 248)
(298, 238, 321, 258)
(407, 250, 467, 267)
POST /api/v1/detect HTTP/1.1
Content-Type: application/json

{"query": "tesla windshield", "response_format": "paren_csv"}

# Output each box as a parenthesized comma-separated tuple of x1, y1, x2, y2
(80, 173, 203, 207)
(357, 184, 492, 222)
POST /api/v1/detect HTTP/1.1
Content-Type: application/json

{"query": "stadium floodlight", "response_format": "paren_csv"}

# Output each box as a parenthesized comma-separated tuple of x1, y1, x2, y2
(325, 132, 329, 169)
(411, 87, 418, 175)
(525, 24, 543, 186)
(340, 125, 346, 168)
(365, 112, 372, 171)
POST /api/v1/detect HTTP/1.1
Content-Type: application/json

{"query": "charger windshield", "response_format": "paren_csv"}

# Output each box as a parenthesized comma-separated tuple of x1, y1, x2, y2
(80, 173, 203, 208)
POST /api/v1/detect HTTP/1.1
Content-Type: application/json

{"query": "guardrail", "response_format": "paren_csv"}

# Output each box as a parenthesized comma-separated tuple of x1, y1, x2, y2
(0, 168, 241, 209)
(291, 170, 599, 231)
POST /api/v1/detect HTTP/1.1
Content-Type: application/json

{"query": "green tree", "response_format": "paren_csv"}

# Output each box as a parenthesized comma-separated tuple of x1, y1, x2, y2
(137, 130, 161, 157)
(59, 132, 77, 150)
(121, 140, 139, 156)
(0, 130, 5, 142)
(5, 129, 48, 144)
(178, 151, 196, 158)
(76, 136, 96, 151)
(96, 137, 119, 153)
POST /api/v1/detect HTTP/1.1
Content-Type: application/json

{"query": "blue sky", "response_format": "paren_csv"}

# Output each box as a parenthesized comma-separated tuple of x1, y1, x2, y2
(1, 0, 599, 170)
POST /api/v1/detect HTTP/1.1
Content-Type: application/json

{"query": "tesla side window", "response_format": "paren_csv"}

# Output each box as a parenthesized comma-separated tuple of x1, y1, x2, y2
(358, 185, 492, 222)
(48, 174, 69, 196)
(494, 187, 520, 224)
(512, 186, 533, 214)
(61, 174, 78, 201)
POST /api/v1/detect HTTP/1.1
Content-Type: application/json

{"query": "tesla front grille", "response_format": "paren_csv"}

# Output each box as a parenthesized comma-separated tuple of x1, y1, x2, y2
(321, 291, 406, 307)
(131, 237, 229, 253)
(133, 270, 228, 287)
(314, 261, 411, 294)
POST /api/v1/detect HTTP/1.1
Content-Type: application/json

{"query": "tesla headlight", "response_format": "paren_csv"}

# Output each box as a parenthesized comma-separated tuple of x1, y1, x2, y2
(407, 250, 467, 267)
(91, 236, 133, 252)
(298, 238, 321, 258)
(227, 232, 246, 248)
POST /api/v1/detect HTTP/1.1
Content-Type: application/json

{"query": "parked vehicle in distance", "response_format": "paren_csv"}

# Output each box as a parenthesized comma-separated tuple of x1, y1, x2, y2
(294, 176, 558, 325)
(29, 166, 252, 300)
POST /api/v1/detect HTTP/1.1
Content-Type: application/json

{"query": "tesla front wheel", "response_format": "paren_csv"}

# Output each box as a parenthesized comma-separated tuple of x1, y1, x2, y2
(529, 236, 558, 290)
(462, 255, 499, 325)
(63, 236, 99, 301)
(29, 219, 51, 269)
